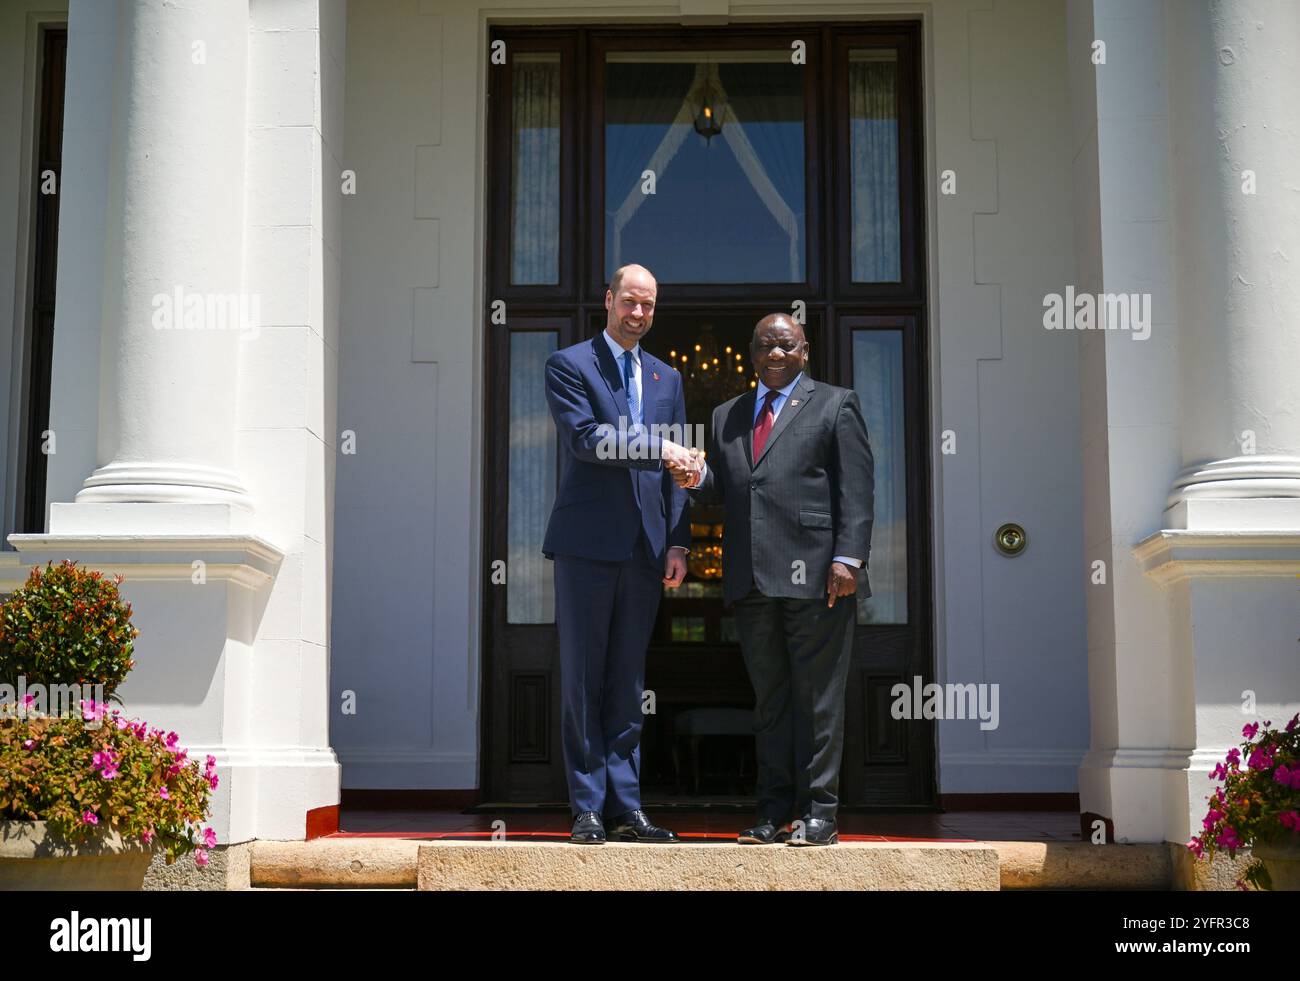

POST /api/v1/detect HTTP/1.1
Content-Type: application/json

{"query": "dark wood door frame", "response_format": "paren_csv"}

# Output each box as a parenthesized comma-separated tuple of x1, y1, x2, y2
(481, 21, 935, 809)
(15, 26, 67, 537)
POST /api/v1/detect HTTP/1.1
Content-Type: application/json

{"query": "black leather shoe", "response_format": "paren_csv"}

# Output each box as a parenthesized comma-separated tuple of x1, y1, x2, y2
(786, 817, 838, 846)
(738, 819, 792, 844)
(570, 810, 606, 844)
(605, 809, 680, 842)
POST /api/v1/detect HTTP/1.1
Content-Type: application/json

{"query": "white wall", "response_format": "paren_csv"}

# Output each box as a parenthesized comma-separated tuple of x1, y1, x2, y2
(333, 0, 1089, 793)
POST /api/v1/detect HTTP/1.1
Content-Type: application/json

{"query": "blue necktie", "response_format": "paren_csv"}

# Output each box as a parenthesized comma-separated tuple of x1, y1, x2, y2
(622, 350, 641, 430)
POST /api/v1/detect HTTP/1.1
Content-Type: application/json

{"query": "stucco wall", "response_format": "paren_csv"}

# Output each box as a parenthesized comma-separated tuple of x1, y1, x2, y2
(333, 0, 1088, 793)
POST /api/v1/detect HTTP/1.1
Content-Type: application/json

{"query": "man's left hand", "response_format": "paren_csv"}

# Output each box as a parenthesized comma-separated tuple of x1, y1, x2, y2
(664, 549, 688, 588)
(826, 561, 857, 607)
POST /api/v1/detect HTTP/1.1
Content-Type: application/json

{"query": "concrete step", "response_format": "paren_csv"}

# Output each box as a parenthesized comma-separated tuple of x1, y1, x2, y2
(249, 838, 1175, 890)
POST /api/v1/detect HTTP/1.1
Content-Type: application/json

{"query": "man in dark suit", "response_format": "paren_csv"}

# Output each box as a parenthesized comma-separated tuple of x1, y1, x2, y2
(673, 312, 873, 846)
(542, 263, 700, 844)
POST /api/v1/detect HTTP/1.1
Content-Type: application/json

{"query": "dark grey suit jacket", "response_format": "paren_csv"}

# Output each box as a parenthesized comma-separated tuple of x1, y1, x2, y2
(691, 373, 874, 606)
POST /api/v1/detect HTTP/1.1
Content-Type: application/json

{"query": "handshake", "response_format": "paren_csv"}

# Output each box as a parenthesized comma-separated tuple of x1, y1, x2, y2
(662, 440, 705, 489)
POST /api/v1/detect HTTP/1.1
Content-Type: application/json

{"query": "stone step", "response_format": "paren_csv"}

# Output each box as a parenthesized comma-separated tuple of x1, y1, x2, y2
(248, 838, 1175, 890)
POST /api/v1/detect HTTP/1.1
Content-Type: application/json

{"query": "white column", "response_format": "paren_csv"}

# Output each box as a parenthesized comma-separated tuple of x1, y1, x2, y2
(75, 0, 254, 510)
(1164, 0, 1300, 528)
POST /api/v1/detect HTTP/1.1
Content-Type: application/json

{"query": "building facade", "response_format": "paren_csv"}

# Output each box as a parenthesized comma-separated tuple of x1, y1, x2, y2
(1, 0, 1297, 879)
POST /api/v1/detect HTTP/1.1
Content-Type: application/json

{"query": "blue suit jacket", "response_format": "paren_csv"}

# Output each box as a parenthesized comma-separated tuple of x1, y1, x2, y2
(542, 334, 692, 564)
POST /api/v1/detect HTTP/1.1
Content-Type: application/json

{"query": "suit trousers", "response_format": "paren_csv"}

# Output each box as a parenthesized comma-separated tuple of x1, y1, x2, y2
(553, 533, 663, 817)
(732, 588, 856, 822)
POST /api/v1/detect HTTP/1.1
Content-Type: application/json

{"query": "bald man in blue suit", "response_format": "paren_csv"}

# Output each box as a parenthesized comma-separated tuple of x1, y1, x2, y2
(542, 263, 700, 844)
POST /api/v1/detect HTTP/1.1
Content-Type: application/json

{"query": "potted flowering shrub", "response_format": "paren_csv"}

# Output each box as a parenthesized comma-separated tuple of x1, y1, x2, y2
(0, 560, 219, 889)
(1186, 714, 1300, 891)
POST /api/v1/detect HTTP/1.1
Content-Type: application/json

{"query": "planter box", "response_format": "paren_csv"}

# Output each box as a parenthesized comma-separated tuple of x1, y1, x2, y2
(0, 821, 156, 890)
(1253, 837, 1300, 891)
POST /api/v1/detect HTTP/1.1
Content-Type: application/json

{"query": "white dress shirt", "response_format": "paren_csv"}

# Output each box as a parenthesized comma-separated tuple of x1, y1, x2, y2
(602, 329, 642, 430)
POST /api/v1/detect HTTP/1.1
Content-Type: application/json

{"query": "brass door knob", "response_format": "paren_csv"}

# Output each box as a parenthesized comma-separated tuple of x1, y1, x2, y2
(994, 522, 1027, 556)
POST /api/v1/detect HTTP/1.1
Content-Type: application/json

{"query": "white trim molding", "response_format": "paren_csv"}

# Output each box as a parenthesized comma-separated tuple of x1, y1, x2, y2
(1132, 529, 1300, 586)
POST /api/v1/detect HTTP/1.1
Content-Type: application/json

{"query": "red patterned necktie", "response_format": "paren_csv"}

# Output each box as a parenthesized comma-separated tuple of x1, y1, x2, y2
(752, 389, 781, 459)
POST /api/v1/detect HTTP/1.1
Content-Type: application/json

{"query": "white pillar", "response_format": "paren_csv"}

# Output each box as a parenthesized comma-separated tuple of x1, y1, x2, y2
(1164, 0, 1300, 529)
(75, 0, 254, 510)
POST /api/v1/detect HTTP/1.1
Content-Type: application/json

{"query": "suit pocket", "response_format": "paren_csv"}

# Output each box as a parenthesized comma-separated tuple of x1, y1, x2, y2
(798, 509, 832, 529)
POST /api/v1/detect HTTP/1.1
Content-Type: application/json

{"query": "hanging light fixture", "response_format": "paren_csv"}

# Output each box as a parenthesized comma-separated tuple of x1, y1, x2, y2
(693, 64, 723, 141)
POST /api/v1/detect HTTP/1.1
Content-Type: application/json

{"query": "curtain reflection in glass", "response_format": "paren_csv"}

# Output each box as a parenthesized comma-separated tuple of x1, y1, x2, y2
(605, 52, 804, 283)
(849, 51, 900, 283)
(853, 330, 907, 624)
(507, 332, 558, 622)
(511, 53, 561, 285)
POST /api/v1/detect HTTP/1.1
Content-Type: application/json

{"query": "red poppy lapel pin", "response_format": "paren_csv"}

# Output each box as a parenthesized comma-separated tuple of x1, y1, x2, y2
(652, 371, 661, 381)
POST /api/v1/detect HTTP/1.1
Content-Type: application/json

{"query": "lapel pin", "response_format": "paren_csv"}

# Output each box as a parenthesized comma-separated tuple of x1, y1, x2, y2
(652, 372, 660, 381)
(790, 399, 801, 406)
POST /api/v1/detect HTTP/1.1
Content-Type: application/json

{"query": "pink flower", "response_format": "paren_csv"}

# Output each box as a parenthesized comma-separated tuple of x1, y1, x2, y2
(1210, 762, 1228, 781)
(1242, 721, 1259, 741)
(158, 786, 170, 800)
(1186, 837, 1205, 859)
(141, 828, 155, 844)
(92, 749, 116, 770)
(1215, 826, 1241, 850)
(21, 739, 35, 750)
(165, 731, 179, 749)
(1275, 766, 1300, 790)
(1247, 745, 1276, 771)
(82, 811, 98, 825)
(22, 693, 35, 707)
(1278, 811, 1300, 833)
(1286, 715, 1298, 733)
(114, 716, 131, 731)
(194, 848, 210, 868)
(207, 773, 219, 790)
(202, 827, 218, 848)
(80, 698, 107, 722)
(1225, 748, 1241, 766)
(1203, 808, 1225, 831)
(100, 765, 119, 780)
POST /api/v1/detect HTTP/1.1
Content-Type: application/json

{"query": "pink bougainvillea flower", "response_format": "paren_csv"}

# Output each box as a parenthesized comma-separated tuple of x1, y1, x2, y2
(1203, 808, 1225, 831)
(195, 848, 210, 868)
(1186, 837, 1204, 859)
(79, 699, 107, 722)
(1242, 722, 1259, 741)
(21, 738, 36, 750)
(1210, 762, 1228, 780)
(82, 811, 99, 825)
(1286, 715, 1298, 733)
(1225, 748, 1241, 766)
(203, 827, 218, 848)
(141, 828, 155, 844)
(1278, 811, 1300, 833)
(1247, 744, 1277, 771)
(207, 773, 219, 790)
(1215, 826, 1240, 850)
(158, 786, 170, 800)
(165, 731, 179, 749)
(22, 693, 35, 707)
(100, 765, 119, 780)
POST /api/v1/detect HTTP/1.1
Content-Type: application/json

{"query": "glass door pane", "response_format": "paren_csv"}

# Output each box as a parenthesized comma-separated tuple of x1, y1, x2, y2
(852, 329, 907, 623)
(511, 53, 562, 284)
(848, 50, 900, 283)
(507, 331, 558, 622)
(604, 50, 806, 283)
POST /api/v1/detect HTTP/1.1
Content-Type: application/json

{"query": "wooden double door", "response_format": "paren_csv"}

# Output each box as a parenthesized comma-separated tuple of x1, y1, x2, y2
(482, 23, 934, 808)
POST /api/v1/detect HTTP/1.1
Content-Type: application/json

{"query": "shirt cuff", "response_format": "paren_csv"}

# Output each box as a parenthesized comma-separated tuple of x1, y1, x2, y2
(832, 555, 863, 568)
